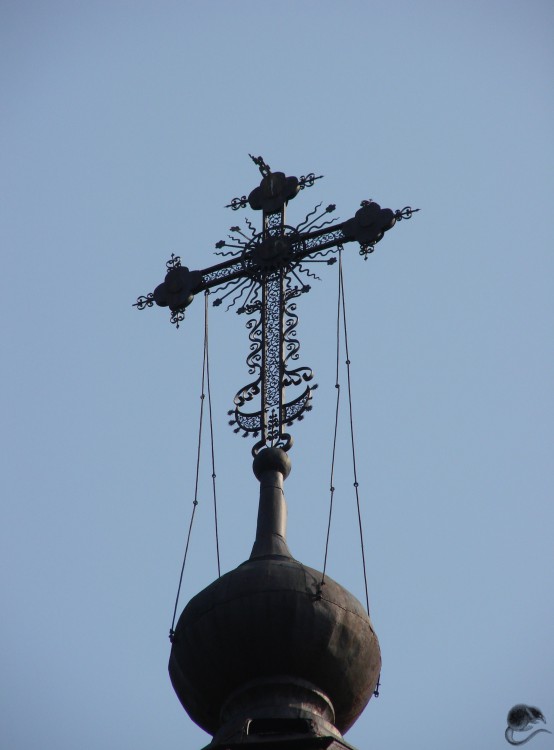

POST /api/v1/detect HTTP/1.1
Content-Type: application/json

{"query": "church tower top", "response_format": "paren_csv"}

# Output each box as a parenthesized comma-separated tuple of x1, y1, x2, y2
(134, 157, 417, 747)
(169, 446, 381, 749)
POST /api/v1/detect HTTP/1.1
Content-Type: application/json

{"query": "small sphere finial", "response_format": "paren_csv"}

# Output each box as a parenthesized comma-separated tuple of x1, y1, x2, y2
(252, 447, 291, 481)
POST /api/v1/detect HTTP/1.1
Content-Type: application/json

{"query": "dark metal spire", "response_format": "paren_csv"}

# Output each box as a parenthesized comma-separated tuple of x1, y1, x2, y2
(134, 156, 417, 455)
(250, 447, 292, 559)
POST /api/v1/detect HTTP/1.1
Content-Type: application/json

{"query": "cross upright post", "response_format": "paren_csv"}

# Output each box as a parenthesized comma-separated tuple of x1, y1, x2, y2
(134, 155, 417, 454)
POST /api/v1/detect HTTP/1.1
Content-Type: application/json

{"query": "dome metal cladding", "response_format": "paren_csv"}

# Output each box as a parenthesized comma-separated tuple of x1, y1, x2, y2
(168, 554, 381, 736)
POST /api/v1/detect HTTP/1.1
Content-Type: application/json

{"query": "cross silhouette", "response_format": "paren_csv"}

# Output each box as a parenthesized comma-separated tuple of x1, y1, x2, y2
(134, 155, 417, 454)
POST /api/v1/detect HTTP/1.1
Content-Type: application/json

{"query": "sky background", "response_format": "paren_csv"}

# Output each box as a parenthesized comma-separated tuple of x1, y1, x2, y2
(1, 2, 553, 749)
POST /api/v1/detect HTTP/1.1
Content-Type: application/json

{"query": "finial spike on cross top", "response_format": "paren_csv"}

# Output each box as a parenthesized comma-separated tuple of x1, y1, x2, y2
(134, 157, 418, 454)
(249, 154, 271, 176)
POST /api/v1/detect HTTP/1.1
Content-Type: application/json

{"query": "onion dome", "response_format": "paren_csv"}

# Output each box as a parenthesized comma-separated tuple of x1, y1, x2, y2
(169, 448, 381, 748)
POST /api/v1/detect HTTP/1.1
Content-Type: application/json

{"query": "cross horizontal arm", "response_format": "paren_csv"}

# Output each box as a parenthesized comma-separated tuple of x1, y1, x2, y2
(133, 202, 417, 324)
(182, 222, 352, 296)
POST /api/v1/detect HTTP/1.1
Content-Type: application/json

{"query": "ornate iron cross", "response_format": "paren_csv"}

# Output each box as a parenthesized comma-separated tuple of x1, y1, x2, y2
(134, 155, 417, 454)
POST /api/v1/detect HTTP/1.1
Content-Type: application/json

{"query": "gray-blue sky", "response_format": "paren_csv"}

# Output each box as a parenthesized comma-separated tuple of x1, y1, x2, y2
(1, 2, 553, 748)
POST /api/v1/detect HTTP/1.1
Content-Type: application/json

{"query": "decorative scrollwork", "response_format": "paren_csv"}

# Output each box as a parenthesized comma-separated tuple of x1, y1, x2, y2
(283, 367, 314, 388)
(233, 376, 261, 408)
(359, 243, 375, 260)
(202, 261, 244, 289)
(263, 275, 283, 412)
(133, 293, 154, 310)
(228, 404, 262, 437)
(245, 308, 263, 375)
(170, 308, 186, 328)
(299, 247, 338, 263)
(226, 195, 248, 210)
(266, 212, 282, 231)
(302, 228, 346, 255)
(394, 206, 420, 220)
(298, 173, 323, 190)
(134, 156, 415, 453)
(166, 253, 181, 270)
(237, 280, 260, 316)
(283, 385, 314, 425)
(283, 301, 300, 365)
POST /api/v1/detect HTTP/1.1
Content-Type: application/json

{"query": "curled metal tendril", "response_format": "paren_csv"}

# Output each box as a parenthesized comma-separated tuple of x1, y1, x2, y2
(283, 367, 314, 388)
(166, 253, 181, 270)
(234, 378, 261, 408)
(237, 283, 260, 316)
(296, 202, 322, 231)
(215, 276, 246, 296)
(359, 244, 375, 260)
(296, 202, 337, 234)
(170, 309, 186, 328)
(226, 195, 248, 210)
(302, 247, 338, 263)
(244, 217, 257, 235)
(213, 278, 250, 308)
(229, 225, 252, 242)
(225, 280, 254, 312)
(215, 249, 241, 258)
(306, 218, 339, 234)
(133, 293, 154, 310)
(246, 315, 263, 375)
(395, 206, 420, 220)
(283, 303, 300, 364)
(297, 265, 321, 282)
(298, 173, 323, 189)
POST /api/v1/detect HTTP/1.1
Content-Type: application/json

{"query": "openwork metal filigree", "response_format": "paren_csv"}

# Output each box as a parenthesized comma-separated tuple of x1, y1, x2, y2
(134, 155, 418, 453)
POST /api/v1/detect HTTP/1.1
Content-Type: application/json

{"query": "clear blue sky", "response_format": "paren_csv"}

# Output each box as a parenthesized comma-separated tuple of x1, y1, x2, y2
(2, 2, 553, 749)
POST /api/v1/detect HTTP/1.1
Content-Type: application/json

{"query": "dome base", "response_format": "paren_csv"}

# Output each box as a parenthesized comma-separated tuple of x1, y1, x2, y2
(208, 675, 342, 747)
(203, 736, 361, 750)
